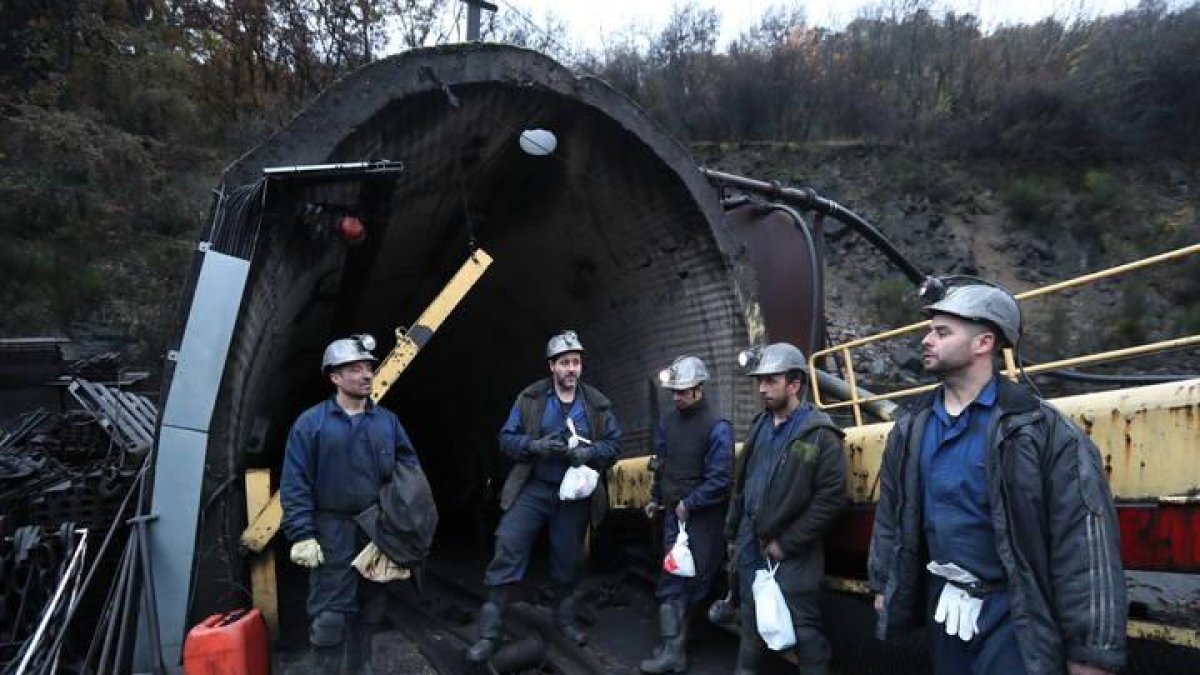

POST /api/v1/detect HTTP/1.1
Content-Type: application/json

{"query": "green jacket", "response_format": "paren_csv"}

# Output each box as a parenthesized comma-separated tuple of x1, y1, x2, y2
(726, 407, 848, 588)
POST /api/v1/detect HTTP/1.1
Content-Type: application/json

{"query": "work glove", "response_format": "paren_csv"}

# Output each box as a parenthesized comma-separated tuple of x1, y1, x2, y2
(566, 443, 592, 467)
(352, 542, 411, 583)
(290, 538, 324, 568)
(927, 561, 984, 641)
(529, 434, 567, 458)
(643, 500, 659, 520)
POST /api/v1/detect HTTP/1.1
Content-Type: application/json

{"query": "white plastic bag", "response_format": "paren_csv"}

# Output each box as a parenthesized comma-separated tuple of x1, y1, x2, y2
(558, 465, 599, 500)
(752, 561, 795, 651)
(662, 521, 696, 577)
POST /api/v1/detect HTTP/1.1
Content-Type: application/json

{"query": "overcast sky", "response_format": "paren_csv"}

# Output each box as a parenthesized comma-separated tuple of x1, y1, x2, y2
(487, 0, 1144, 51)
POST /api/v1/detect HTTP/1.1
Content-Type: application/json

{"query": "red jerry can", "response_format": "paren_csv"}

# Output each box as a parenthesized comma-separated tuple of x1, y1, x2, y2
(182, 608, 269, 675)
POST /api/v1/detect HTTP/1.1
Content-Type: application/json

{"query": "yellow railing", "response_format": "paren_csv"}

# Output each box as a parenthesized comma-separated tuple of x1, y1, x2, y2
(809, 243, 1200, 422)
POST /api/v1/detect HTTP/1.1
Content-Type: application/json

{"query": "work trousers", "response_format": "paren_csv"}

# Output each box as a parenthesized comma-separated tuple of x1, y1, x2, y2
(655, 505, 726, 609)
(307, 511, 390, 644)
(484, 478, 590, 587)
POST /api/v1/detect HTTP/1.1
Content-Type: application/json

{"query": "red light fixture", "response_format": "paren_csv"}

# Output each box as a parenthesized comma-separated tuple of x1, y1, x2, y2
(336, 215, 365, 243)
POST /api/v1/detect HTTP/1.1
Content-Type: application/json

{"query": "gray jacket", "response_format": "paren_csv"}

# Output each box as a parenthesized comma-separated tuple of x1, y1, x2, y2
(868, 378, 1126, 674)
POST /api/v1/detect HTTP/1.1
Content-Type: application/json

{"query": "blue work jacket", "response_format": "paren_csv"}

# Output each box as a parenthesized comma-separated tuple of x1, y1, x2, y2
(281, 397, 418, 542)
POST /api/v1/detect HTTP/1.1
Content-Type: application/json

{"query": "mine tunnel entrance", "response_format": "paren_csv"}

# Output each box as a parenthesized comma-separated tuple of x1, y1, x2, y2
(185, 46, 785, 642)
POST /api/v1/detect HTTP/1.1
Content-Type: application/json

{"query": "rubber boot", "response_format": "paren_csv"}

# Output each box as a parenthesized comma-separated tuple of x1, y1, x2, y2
(732, 635, 765, 675)
(555, 590, 588, 646)
(345, 622, 378, 674)
(466, 586, 510, 663)
(639, 600, 687, 673)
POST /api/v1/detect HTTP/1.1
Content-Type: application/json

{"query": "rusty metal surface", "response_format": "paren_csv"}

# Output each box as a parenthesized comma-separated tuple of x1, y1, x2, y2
(722, 203, 823, 356)
(838, 379, 1200, 506)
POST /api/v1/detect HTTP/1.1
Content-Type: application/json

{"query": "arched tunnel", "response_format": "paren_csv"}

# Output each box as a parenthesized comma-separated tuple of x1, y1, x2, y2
(161, 44, 824, 648)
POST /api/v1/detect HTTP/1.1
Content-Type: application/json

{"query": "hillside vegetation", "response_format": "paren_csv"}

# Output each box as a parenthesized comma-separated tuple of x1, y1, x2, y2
(1, 1, 1197, 374)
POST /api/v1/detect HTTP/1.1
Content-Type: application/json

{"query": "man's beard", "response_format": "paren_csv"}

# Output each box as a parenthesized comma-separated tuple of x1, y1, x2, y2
(761, 395, 787, 413)
(923, 352, 970, 376)
(554, 373, 577, 390)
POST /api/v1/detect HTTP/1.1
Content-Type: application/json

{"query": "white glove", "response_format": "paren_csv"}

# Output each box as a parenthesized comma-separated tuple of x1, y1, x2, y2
(927, 561, 983, 641)
(290, 538, 324, 568)
(933, 582, 982, 641)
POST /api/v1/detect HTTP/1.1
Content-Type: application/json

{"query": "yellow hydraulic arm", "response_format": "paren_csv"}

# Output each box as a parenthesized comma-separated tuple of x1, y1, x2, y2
(240, 248, 494, 553)
(371, 248, 493, 401)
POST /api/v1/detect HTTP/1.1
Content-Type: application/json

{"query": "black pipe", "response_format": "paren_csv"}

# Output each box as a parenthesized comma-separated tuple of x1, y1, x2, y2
(700, 167, 927, 284)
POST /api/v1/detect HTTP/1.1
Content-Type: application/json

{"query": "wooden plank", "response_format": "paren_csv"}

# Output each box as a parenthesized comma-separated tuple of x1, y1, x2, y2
(240, 490, 282, 553)
(244, 469, 279, 638)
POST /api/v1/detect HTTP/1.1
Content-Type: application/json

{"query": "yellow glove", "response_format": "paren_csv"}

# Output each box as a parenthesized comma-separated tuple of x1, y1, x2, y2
(290, 538, 324, 568)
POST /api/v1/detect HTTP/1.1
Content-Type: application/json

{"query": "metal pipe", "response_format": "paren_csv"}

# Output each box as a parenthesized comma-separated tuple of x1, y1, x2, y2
(36, 464, 147, 669)
(811, 368, 897, 421)
(14, 529, 88, 675)
(92, 540, 136, 675)
(699, 167, 926, 284)
(110, 535, 141, 675)
(262, 160, 404, 177)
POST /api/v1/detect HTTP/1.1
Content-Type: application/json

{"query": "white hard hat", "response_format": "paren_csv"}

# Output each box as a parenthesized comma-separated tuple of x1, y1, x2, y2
(546, 330, 584, 360)
(923, 284, 1022, 347)
(322, 334, 377, 373)
(658, 356, 710, 390)
(739, 342, 807, 376)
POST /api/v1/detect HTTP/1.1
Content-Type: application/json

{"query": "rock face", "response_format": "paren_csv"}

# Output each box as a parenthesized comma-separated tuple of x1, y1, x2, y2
(695, 143, 1200, 391)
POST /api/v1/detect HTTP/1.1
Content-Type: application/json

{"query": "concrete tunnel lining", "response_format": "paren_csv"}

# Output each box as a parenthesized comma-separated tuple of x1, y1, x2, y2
(190, 44, 762, 627)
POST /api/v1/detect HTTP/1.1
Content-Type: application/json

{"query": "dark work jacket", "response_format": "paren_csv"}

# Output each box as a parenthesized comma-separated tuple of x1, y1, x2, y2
(356, 461, 439, 566)
(868, 378, 1127, 674)
(660, 398, 722, 506)
(498, 378, 621, 525)
(726, 407, 847, 591)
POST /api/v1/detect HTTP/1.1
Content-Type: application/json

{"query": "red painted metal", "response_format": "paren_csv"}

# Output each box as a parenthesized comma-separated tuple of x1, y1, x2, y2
(828, 502, 1200, 574)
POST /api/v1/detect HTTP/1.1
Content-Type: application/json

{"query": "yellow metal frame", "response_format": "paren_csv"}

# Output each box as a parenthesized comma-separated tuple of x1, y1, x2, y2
(808, 243, 1200, 421)
(372, 248, 493, 402)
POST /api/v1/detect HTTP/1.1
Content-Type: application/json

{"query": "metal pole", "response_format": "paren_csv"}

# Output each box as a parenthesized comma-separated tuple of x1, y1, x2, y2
(460, 0, 497, 42)
(14, 530, 89, 675)
(467, 1, 481, 40)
